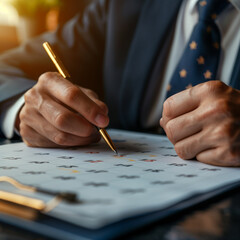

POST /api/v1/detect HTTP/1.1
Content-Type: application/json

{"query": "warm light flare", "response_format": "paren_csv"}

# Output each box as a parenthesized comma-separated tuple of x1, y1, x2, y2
(0, 1, 18, 26)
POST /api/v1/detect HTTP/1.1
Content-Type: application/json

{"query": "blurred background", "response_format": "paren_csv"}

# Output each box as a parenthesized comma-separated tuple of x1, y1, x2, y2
(0, 0, 93, 53)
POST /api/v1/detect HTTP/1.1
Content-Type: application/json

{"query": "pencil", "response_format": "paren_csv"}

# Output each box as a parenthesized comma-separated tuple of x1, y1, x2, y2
(42, 42, 118, 154)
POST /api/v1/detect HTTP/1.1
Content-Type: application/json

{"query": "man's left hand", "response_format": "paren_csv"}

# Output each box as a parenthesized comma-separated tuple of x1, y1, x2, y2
(160, 81, 240, 167)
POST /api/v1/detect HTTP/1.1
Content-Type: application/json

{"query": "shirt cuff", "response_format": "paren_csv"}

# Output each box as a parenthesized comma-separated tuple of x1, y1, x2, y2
(1, 95, 25, 139)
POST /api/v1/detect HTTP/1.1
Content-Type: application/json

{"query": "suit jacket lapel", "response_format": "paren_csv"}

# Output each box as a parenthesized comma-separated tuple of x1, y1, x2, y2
(120, 0, 183, 129)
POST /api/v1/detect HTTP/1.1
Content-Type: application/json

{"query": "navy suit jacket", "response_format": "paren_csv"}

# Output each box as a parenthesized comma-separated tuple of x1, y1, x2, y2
(0, 0, 240, 137)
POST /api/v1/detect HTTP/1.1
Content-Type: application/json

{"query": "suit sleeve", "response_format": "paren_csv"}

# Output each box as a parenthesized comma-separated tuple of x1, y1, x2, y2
(0, 0, 108, 138)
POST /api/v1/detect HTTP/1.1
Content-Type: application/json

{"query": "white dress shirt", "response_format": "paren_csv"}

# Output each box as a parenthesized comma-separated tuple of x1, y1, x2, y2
(144, 0, 240, 128)
(1, 95, 24, 138)
(1, 0, 240, 138)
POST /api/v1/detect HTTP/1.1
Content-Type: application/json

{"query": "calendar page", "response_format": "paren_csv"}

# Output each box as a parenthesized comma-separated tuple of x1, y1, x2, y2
(0, 129, 239, 229)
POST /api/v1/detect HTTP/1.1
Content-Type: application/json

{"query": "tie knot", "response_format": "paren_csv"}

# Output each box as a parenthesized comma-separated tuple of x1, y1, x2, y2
(198, 0, 229, 21)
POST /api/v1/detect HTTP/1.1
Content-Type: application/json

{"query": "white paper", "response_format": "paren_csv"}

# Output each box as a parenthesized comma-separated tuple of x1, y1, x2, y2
(0, 129, 239, 229)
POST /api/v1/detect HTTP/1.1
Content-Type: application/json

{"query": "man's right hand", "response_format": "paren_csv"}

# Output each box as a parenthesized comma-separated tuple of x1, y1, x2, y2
(17, 72, 109, 147)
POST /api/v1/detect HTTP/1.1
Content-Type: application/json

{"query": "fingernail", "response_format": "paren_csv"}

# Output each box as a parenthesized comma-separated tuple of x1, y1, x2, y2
(95, 114, 108, 126)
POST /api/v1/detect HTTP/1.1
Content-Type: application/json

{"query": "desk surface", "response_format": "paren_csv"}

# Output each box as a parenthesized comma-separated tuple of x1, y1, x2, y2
(0, 139, 239, 240)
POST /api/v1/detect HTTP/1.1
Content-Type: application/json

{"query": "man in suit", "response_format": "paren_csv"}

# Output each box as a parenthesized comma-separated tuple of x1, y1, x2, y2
(0, 0, 239, 167)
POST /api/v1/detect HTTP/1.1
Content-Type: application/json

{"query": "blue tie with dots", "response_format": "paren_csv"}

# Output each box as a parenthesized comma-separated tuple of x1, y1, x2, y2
(166, 0, 229, 98)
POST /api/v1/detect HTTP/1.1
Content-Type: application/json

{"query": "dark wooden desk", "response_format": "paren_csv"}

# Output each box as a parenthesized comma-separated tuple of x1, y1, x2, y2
(0, 139, 239, 240)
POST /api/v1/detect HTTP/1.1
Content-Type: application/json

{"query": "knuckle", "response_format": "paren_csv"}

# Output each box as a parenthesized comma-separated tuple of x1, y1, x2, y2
(24, 88, 35, 103)
(211, 80, 226, 91)
(199, 99, 230, 121)
(24, 87, 45, 113)
(201, 80, 225, 94)
(214, 99, 230, 115)
(53, 132, 68, 145)
(174, 145, 186, 159)
(64, 86, 80, 103)
(163, 97, 174, 118)
(199, 106, 214, 121)
(189, 113, 197, 126)
(38, 73, 48, 86)
(54, 112, 69, 129)
(175, 140, 197, 160)
(38, 72, 55, 84)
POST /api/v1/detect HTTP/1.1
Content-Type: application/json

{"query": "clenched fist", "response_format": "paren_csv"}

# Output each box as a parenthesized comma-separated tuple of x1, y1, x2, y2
(161, 81, 240, 167)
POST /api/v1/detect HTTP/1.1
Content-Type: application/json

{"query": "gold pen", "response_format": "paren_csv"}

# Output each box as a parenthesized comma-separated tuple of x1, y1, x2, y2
(43, 42, 117, 154)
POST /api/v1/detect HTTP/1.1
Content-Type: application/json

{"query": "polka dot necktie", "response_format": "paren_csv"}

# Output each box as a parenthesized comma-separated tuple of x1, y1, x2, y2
(166, 0, 229, 98)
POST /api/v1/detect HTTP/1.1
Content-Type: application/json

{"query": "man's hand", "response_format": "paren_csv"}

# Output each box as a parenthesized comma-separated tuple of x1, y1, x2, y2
(160, 81, 240, 167)
(18, 72, 109, 147)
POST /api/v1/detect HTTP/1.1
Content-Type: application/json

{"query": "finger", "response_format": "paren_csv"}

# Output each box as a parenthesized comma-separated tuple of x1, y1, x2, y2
(91, 98, 109, 115)
(162, 82, 214, 120)
(38, 73, 109, 127)
(163, 81, 229, 120)
(20, 123, 58, 148)
(80, 87, 99, 99)
(163, 90, 199, 120)
(174, 129, 216, 160)
(21, 109, 100, 147)
(79, 87, 109, 114)
(21, 120, 101, 147)
(78, 87, 109, 115)
(196, 147, 240, 167)
(162, 108, 202, 144)
(33, 94, 96, 137)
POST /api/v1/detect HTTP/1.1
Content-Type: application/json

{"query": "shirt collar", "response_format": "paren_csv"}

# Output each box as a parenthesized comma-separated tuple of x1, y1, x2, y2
(188, 0, 240, 13)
